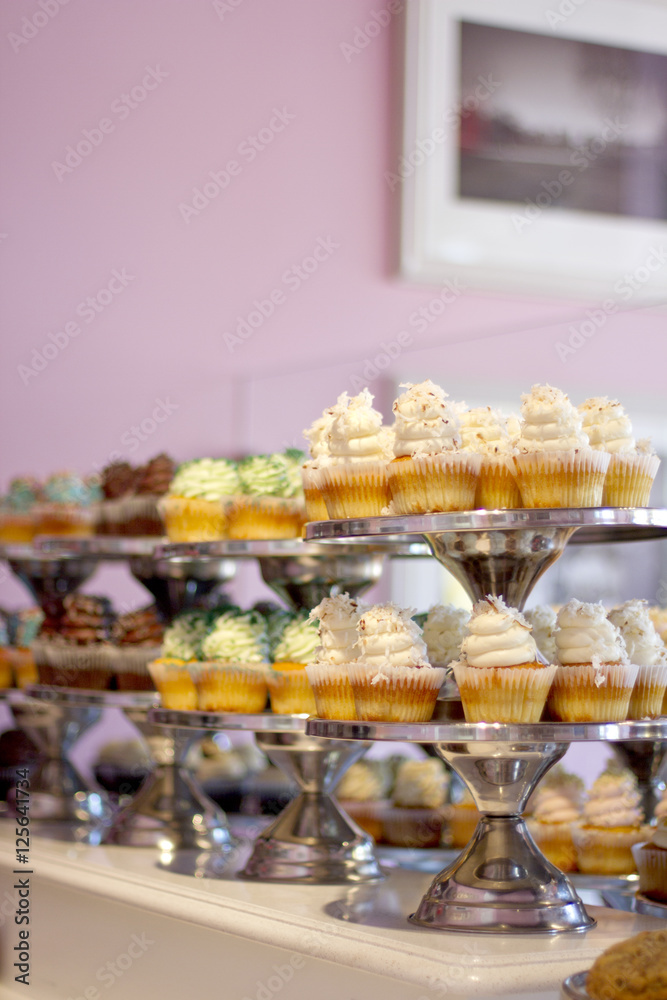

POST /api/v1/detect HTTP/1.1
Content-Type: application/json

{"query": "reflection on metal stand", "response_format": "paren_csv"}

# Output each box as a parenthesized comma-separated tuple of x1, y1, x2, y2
(613, 739, 667, 823)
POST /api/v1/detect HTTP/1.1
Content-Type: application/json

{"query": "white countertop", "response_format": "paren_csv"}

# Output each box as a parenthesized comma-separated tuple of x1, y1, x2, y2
(0, 824, 664, 999)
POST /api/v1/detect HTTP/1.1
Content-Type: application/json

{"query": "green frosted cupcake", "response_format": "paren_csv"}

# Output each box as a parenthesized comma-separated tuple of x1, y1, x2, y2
(229, 451, 305, 539)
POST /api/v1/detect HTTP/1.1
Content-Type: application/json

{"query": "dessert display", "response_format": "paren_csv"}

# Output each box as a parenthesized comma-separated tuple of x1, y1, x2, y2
(229, 451, 306, 539)
(305, 593, 362, 719)
(608, 599, 667, 719)
(527, 766, 583, 872)
(266, 613, 319, 714)
(0, 477, 41, 542)
(190, 609, 269, 712)
(523, 604, 558, 664)
(382, 757, 450, 848)
(421, 603, 470, 668)
(336, 759, 393, 841)
(451, 597, 557, 723)
(549, 600, 637, 722)
(584, 928, 667, 1000)
(460, 404, 521, 508)
(35, 594, 116, 689)
(386, 381, 480, 515)
(349, 603, 446, 722)
(111, 605, 165, 690)
(572, 766, 650, 875)
(302, 407, 335, 521)
(579, 396, 661, 507)
(161, 458, 240, 541)
(34, 471, 100, 536)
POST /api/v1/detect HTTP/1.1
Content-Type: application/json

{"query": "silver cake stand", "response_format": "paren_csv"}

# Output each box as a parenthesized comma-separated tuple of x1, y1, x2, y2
(149, 708, 383, 884)
(307, 718, 667, 934)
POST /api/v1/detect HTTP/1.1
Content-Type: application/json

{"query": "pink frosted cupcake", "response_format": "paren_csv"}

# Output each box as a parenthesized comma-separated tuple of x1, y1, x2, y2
(513, 385, 609, 507)
(608, 599, 667, 719)
(451, 597, 556, 723)
(305, 594, 363, 719)
(578, 396, 660, 507)
(572, 767, 650, 875)
(548, 600, 637, 722)
(387, 381, 480, 515)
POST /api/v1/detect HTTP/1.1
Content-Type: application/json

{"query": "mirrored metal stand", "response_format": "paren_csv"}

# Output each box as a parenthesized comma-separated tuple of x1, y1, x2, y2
(9, 687, 114, 842)
(308, 718, 667, 933)
(149, 709, 383, 884)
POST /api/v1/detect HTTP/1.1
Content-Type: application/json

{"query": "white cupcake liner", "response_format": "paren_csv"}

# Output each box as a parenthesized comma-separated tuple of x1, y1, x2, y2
(513, 448, 610, 508)
(548, 662, 638, 722)
(604, 451, 661, 507)
(452, 661, 557, 723)
(627, 662, 667, 720)
(347, 662, 446, 722)
(316, 462, 390, 519)
(387, 452, 482, 515)
(305, 662, 356, 719)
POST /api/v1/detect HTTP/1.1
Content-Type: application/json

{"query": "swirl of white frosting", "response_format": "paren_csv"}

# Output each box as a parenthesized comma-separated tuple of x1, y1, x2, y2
(392, 381, 461, 457)
(517, 384, 589, 453)
(357, 603, 428, 666)
(555, 599, 627, 665)
(393, 759, 449, 808)
(524, 605, 558, 664)
(422, 604, 470, 666)
(303, 408, 335, 463)
(460, 596, 538, 668)
(582, 769, 643, 828)
(460, 407, 514, 457)
(653, 817, 667, 848)
(309, 593, 362, 665)
(324, 390, 391, 464)
(578, 397, 635, 453)
(533, 788, 581, 824)
(608, 599, 666, 667)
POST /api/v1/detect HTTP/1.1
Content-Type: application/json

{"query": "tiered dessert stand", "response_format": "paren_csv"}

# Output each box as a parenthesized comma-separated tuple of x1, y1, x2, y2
(305, 508, 667, 933)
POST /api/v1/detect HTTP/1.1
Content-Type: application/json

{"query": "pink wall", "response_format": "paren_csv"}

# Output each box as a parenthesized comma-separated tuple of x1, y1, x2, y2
(1, 0, 666, 612)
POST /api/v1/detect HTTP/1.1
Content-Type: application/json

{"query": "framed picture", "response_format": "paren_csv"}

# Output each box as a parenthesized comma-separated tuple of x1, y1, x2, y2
(399, 0, 667, 300)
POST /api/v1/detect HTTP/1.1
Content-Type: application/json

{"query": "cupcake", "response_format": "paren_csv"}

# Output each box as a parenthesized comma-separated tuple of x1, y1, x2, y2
(579, 396, 660, 507)
(460, 406, 521, 509)
(8, 608, 43, 688)
(527, 766, 584, 872)
(315, 389, 394, 518)
(513, 384, 610, 507)
(452, 597, 556, 723)
(608, 599, 667, 719)
(649, 606, 667, 646)
(523, 605, 558, 664)
(194, 610, 268, 712)
(548, 600, 637, 722)
(35, 596, 114, 689)
(421, 603, 470, 667)
(301, 408, 335, 521)
(387, 381, 480, 515)
(336, 759, 393, 842)
(267, 614, 319, 714)
(0, 616, 12, 688)
(111, 605, 164, 690)
(448, 785, 480, 848)
(160, 458, 239, 541)
(383, 758, 450, 848)
(305, 593, 362, 719)
(572, 766, 650, 875)
(0, 477, 41, 542)
(585, 929, 667, 1000)
(348, 603, 446, 722)
(148, 657, 197, 710)
(34, 472, 99, 536)
(96, 461, 138, 535)
(229, 451, 305, 539)
(634, 817, 667, 902)
(123, 453, 175, 535)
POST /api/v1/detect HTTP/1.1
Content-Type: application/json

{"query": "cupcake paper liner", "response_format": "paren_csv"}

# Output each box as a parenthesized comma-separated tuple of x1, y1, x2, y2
(33, 503, 96, 537)
(547, 662, 638, 722)
(476, 455, 522, 510)
(159, 496, 229, 542)
(112, 645, 162, 691)
(527, 819, 578, 872)
(0, 649, 12, 688)
(337, 800, 391, 843)
(0, 512, 36, 543)
(633, 841, 667, 902)
(446, 802, 480, 849)
(316, 462, 390, 519)
(34, 642, 115, 690)
(226, 496, 305, 540)
(513, 449, 610, 508)
(190, 662, 268, 712)
(452, 662, 557, 724)
(572, 822, 651, 875)
(148, 658, 198, 710)
(387, 453, 481, 515)
(305, 663, 356, 720)
(347, 663, 447, 723)
(119, 495, 165, 536)
(267, 668, 317, 715)
(301, 467, 329, 522)
(382, 806, 448, 849)
(627, 662, 667, 720)
(603, 451, 661, 507)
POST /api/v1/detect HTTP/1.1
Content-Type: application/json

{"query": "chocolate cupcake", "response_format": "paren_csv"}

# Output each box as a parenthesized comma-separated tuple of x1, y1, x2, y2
(111, 605, 164, 690)
(36, 595, 115, 689)
(123, 453, 175, 535)
(97, 462, 139, 535)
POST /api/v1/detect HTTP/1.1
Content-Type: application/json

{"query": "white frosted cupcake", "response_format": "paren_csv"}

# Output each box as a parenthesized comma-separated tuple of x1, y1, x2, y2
(451, 596, 556, 723)
(573, 767, 650, 875)
(314, 390, 393, 518)
(513, 384, 609, 507)
(527, 766, 583, 872)
(460, 406, 521, 509)
(608, 599, 667, 719)
(347, 603, 446, 722)
(387, 381, 481, 514)
(634, 818, 667, 902)
(549, 600, 637, 722)
(421, 604, 470, 668)
(523, 605, 558, 664)
(301, 407, 336, 522)
(305, 594, 362, 719)
(579, 396, 660, 507)
(383, 759, 450, 848)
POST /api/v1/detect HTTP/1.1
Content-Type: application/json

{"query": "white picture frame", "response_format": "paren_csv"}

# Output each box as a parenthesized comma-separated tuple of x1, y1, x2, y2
(399, 0, 667, 301)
